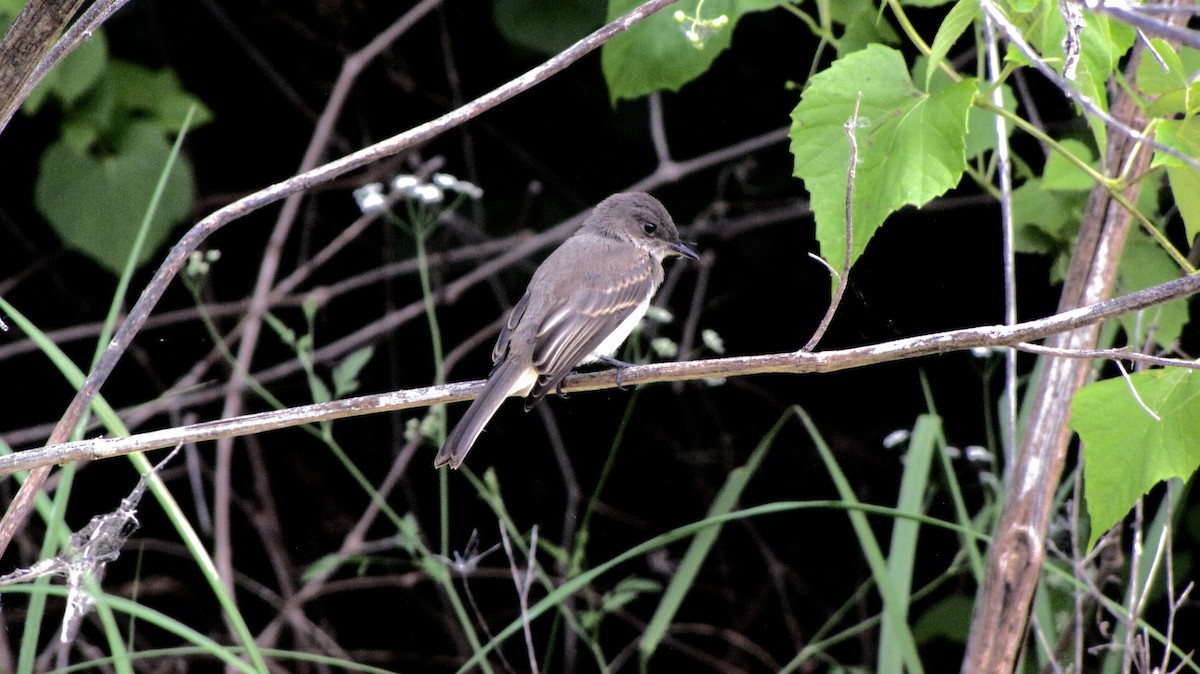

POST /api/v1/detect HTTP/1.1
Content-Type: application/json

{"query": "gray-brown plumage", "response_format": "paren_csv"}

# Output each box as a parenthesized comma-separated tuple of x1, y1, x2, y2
(434, 192, 697, 469)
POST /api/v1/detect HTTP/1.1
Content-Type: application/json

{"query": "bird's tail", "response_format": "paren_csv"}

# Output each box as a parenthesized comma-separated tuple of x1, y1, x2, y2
(434, 361, 532, 469)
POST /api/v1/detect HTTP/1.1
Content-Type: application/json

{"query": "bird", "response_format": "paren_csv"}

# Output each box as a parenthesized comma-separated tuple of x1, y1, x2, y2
(434, 192, 698, 469)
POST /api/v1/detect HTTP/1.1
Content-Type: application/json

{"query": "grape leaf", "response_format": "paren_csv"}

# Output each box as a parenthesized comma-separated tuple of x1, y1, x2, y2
(602, 0, 789, 103)
(1071, 368, 1200, 551)
(790, 45, 976, 280)
(35, 121, 195, 274)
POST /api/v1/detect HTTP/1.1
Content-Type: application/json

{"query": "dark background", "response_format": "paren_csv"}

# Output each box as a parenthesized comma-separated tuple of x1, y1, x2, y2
(1, 1, 1192, 672)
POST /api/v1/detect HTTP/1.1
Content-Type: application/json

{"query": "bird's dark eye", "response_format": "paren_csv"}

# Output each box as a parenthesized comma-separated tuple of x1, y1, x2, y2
(642, 221, 657, 235)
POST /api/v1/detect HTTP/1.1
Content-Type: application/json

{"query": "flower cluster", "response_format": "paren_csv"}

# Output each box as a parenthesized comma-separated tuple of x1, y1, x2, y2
(184, 249, 221, 279)
(673, 2, 729, 50)
(352, 172, 483, 215)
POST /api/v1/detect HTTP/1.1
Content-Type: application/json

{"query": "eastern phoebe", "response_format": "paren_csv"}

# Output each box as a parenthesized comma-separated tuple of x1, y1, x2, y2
(434, 192, 698, 469)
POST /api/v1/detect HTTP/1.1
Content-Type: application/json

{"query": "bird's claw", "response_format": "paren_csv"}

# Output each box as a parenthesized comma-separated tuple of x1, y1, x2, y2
(596, 355, 633, 391)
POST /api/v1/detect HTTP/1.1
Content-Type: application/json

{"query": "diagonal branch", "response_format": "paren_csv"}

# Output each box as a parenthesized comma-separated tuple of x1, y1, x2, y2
(0, 0, 90, 133)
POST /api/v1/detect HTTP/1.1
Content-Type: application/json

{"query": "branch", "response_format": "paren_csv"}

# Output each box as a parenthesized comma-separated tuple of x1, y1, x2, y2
(1085, 0, 1200, 50)
(0, 0, 90, 133)
(4, 271, 1198, 477)
(801, 92, 860, 353)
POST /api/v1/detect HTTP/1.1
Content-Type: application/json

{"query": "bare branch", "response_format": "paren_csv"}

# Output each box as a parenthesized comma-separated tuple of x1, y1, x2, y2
(0, 0, 90, 132)
(5, 270, 1200, 476)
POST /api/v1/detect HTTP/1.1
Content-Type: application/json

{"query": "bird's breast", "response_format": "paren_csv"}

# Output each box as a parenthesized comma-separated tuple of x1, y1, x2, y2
(586, 295, 652, 362)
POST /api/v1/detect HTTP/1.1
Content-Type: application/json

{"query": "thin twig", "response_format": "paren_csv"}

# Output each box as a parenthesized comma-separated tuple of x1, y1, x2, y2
(649, 92, 673, 167)
(1114, 359, 1161, 421)
(1029, 614, 1066, 674)
(801, 92, 861, 352)
(1085, 0, 1200, 49)
(674, 249, 716, 394)
(1012, 342, 1200, 370)
(499, 523, 540, 674)
(1123, 500, 1145, 674)
(985, 6, 1020, 480)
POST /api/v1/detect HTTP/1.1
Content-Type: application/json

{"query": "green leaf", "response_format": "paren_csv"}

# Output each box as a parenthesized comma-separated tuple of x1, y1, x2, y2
(602, 576, 661, 613)
(34, 121, 195, 275)
(1008, 0, 1038, 14)
(601, 0, 789, 103)
(108, 60, 214, 131)
(0, 0, 26, 17)
(902, 0, 958, 9)
(913, 595, 974, 643)
(836, 5, 901, 56)
(923, 0, 978, 89)
(332, 345, 376, 398)
(1010, 2, 1134, 153)
(1043, 7, 1134, 153)
(24, 30, 109, 113)
(1167, 164, 1200, 247)
(1153, 117, 1200, 170)
(790, 45, 976, 279)
(1154, 119, 1200, 247)
(925, 59, 1016, 160)
(309, 374, 332, 405)
(263, 312, 297, 348)
(1116, 231, 1189, 349)
(1071, 368, 1200, 551)
(1011, 179, 1083, 260)
(1041, 138, 1095, 191)
(1136, 39, 1200, 117)
(494, 0, 606, 54)
(302, 553, 345, 581)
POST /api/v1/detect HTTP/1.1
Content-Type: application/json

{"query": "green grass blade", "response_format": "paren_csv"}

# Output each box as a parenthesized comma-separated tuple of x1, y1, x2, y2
(456, 500, 986, 674)
(919, 373, 987, 581)
(0, 298, 268, 672)
(878, 413, 938, 674)
(637, 412, 787, 669)
(798, 406, 925, 674)
(2, 585, 258, 673)
(95, 105, 198, 365)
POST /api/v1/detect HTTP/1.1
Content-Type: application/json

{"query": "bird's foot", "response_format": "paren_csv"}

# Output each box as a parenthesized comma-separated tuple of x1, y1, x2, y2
(595, 355, 634, 391)
(555, 375, 574, 399)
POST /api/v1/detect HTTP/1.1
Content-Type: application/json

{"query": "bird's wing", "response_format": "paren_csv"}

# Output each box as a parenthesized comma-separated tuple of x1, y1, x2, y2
(492, 291, 532, 365)
(526, 249, 656, 402)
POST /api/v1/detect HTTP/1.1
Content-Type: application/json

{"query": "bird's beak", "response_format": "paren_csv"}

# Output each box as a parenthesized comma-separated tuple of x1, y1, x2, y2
(671, 242, 700, 260)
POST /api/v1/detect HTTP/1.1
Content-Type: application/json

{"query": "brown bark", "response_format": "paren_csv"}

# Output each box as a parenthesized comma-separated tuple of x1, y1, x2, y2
(0, 0, 88, 133)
